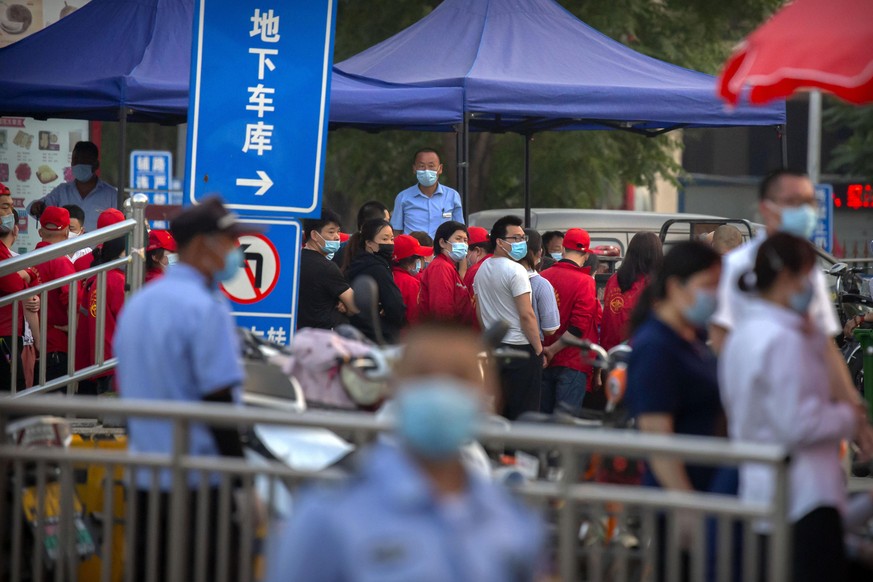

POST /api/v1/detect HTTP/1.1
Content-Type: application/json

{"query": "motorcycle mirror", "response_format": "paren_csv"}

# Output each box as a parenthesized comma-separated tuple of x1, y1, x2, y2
(829, 262, 849, 276)
(352, 275, 385, 345)
(482, 321, 509, 350)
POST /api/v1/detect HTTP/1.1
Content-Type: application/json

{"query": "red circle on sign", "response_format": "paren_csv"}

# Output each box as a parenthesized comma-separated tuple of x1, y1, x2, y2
(220, 233, 281, 305)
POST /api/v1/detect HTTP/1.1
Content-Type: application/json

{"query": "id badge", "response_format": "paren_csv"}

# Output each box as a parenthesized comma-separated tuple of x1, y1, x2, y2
(442, 211, 452, 219)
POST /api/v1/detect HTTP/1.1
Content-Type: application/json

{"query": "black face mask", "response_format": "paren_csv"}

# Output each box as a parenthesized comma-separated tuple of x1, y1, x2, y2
(376, 243, 395, 261)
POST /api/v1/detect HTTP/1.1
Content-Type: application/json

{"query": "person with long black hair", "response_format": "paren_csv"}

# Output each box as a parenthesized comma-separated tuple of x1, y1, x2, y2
(600, 232, 663, 351)
(626, 241, 724, 582)
(627, 241, 723, 490)
(75, 210, 128, 395)
(721, 233, 863, 582)
(346, 219, 406, 343)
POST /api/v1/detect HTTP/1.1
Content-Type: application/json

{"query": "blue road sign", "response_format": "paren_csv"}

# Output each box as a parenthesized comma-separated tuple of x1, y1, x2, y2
(813, 183, 833, 253)
(185, 1, 337, 218)
(130, 150, 177, 228)
(220, 218, 300, 346)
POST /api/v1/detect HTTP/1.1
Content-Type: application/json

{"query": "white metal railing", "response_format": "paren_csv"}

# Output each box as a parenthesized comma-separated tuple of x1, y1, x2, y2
(0, 396, 793, 582)
(0, 195, 148, 396)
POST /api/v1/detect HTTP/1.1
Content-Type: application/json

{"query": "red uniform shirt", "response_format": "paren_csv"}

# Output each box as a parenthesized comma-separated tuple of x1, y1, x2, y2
(33, 241, 76, 353)
(75, 269, 125, 376)
(463, 255, 492, 331)
(392, 266, 422, 325)
(73, 251, 93, 272)
(540, 260, 602, 377)
(419, 254, 474, 324)
(599, 274, 646, 351)
(145, 267, 164, 284)
(0, 243, 27, 337)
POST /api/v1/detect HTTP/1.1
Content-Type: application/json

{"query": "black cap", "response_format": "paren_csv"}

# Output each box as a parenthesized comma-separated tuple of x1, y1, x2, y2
(170, 195, 259, 248)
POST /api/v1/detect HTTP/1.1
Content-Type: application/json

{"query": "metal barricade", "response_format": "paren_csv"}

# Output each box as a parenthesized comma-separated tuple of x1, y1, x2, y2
(0, 195, 148, 396)
(0, 396, 794, 582)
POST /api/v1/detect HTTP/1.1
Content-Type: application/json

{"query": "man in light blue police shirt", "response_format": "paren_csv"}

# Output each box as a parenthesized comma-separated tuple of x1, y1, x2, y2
(30, 141, 119, 232)
(114, 196, 251, 582)
(391, 148, 464, 238)
(266, 322, 544, 582)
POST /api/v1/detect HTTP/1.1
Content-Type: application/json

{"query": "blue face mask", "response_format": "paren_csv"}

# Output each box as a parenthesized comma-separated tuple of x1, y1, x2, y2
(0, 214, 15, 231)
(779, 204, 818, 239)
(71, 164, 93, 183)
(416, 169, 438, 188)
(316, 232, 341, 256)
(550, 252, 563, 261)
(507, 240, 528, 262)
(215, 246, 243, 283)
(447, 242, 468, 262)
(412, 259, 422, 275)
(395, 378, 480, 459)
(789, 282, 814, 314)
(326, 252, 335, 261)
(166, 253, 179, 266)
(682, 289, 718, 328)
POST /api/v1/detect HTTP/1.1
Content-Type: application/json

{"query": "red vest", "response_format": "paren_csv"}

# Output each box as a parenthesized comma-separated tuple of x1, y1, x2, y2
(419, 254, 474, 324)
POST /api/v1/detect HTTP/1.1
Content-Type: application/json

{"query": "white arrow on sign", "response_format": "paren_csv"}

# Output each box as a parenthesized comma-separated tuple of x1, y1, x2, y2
(235, 171, 274, 196)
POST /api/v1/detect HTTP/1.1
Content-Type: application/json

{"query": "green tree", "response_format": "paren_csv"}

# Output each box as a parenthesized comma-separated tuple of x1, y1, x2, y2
(825, 103, 873, 180)
(324, 0, 783, 225)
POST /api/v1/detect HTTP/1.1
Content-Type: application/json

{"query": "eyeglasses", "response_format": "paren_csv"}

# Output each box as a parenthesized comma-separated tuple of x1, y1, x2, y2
(503, 235, 528, 243)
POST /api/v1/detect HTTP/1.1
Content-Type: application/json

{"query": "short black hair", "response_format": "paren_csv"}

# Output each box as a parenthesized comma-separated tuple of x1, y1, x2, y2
(62, 204, 85, 225)
(302, 207, 342, 242)
(356, 200, 389, 231)
(489, 215, 523, 247)
(433, 221, 467, 255)
(758, 169, 808, 201)
(73, 141, 99, 160)
(413, 148, 441, 164)
(408, 230, 433, 248)
(542, 230, 564, 248)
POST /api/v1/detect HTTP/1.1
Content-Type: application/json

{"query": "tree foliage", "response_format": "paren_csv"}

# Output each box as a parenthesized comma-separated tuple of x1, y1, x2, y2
(825, 102, 873, 181)
(324, 0, 783, 225)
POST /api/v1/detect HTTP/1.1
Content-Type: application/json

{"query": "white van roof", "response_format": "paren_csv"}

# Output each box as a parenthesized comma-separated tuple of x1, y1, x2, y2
(468, 208, 729, 233)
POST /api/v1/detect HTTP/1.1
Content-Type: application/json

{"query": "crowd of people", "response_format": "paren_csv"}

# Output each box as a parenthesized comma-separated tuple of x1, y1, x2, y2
(2, 142, 871, 580)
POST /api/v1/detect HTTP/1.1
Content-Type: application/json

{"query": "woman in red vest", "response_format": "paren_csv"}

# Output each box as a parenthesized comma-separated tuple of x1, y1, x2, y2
(419, 221, 474, 324)
(600, 232, 663, 351)
(144, 229, 178, 284)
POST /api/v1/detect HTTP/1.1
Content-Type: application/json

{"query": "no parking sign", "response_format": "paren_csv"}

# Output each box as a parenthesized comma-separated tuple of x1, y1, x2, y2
(220, 219, 300, 345)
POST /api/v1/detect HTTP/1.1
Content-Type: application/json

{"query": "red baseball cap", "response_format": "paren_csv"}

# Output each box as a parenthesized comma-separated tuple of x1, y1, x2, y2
(97, 208, 126, 229)
(147, 229, 177, 252)
(0, 182, 9, 196)
(393, 234, 432, 261)
(339, 232, 351, 243)
(39, 206, 70, 231)
(467, 226, 489, 246)
(563, 228, 591, 252)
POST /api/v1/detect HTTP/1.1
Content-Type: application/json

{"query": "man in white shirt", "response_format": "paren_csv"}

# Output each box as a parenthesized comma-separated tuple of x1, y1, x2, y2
(473, 215, 544, 420)
(711, 169, 873, 452)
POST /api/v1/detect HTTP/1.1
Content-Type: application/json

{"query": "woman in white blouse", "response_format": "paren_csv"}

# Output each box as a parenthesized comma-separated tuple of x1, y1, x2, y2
(720, 233, 865, 581)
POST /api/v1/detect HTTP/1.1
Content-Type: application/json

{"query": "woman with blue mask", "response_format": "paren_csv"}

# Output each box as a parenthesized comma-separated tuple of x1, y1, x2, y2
(625, 241, 723, 582)
(419, 220, 475, 325)
(721, 233, 863, 582)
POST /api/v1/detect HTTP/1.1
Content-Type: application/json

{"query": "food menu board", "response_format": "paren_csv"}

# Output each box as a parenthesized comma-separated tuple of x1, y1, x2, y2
(0, 0, 92, 49)
(0, 117, 89, 253)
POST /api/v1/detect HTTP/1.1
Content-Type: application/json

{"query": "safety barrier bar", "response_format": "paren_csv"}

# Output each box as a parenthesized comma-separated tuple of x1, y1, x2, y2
(0, 195, 148, 396)
(0, 396, 793, 582)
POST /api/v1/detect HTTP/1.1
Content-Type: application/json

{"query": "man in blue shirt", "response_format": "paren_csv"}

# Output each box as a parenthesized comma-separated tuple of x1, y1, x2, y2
(266, 321, 544, 582)
(114, 196, 252, 582)
(391, 148, 464, 238)
(29, 141, 119, 232)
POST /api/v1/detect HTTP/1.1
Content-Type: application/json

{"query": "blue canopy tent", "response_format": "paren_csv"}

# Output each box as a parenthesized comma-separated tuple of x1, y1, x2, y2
(336, 0, 787, 221)
(0, 0, 464, 198)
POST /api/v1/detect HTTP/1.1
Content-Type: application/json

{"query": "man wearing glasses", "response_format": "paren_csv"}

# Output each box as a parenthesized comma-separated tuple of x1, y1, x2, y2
(472, 215, 545, 420)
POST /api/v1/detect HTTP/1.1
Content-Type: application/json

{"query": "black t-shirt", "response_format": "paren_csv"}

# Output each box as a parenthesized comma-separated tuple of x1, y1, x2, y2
(297, 249, 351, 330)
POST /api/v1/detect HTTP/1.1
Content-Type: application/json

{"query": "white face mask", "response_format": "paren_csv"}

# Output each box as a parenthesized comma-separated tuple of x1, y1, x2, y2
(166, 253, 179, 266)
(68, 231, 80, 239)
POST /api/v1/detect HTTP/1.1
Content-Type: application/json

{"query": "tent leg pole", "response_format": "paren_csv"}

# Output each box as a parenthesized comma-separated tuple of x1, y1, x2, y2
(523, 134, 532, 228)
(462, 112, 470, 222)
(779, 124, 788, 169)
(118, 109, 129, 210)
